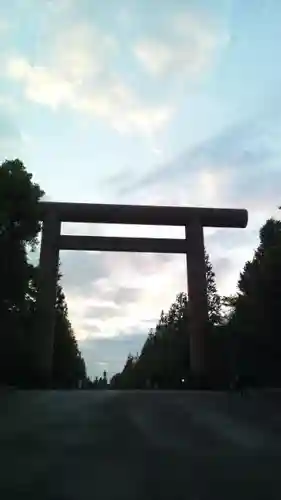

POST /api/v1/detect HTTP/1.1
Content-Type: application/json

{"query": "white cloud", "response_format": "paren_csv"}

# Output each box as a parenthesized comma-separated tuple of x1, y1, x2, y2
(52, 21, 117, 81)
(59, 248, 183, 342)
(76, 81, 172, 135)
(134, 40, 173, 77)
(4, 7, 228, 137)
(5, 20, 173, 135)
(134, 9, 229, 78)
(7, 58, 74, 108)
(113, 164, 231, 208)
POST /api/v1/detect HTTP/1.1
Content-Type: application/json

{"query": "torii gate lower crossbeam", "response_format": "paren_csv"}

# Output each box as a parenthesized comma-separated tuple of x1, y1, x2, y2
(35, 202, 248, 387)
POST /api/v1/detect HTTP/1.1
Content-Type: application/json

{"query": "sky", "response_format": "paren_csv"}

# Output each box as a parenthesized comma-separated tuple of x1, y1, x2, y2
(1, 0, 281, 379)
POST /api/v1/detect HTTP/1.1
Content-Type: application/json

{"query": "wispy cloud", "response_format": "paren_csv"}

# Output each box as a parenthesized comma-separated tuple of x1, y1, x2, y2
(3, 3, 231, 138)
(134, 9, 229, 79)
(110, 107, 281, 211)
(5, 17, 173, 136)
(61, 249, 184, 342)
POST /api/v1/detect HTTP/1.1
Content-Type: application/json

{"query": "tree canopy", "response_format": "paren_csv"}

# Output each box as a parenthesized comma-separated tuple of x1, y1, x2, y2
(0, 159, 87, 388)
(111, 218, 281, 390)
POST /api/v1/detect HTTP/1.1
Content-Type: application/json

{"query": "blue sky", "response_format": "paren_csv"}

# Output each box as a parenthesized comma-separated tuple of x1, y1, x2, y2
(1, 0, 281, 378)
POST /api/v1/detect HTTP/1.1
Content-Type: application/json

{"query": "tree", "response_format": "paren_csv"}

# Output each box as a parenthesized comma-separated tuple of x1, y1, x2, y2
(52, 277, 87, 388)
(204, 252, 230, 387)
(0, 160, 44, 315)
(113, 254, 224, 389)
(0, 159, 87, 388)
(228, 218, 281, 386)
(112, 218, 281, 390)
(114, 293, 190, 389)
(110, 373, 121, 388)
(205, 252, 222, 326)
(0, 159, 44, 385)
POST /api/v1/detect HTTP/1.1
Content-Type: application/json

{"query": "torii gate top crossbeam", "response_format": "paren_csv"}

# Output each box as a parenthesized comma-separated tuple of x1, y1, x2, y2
(39, 201, 248, 228)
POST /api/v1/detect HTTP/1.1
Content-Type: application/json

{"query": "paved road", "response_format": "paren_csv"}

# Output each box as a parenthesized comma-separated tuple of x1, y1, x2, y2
(0, 390, 281, 499)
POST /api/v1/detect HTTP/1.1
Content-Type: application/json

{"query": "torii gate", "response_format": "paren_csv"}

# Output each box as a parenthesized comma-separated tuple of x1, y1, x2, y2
(35, 202, 248, 386)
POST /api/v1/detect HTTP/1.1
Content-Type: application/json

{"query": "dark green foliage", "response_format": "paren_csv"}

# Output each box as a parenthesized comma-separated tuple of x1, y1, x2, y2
(205, 251, 222, 325)
(52, 280, 86, 388)
(0, 159, 44, 316)
(111, 255, 219, 389)
(90, 374, 108, 389)
(112, 224, 281, 390)
(0, 159, 87, 388)
(228, 218, 281, 387)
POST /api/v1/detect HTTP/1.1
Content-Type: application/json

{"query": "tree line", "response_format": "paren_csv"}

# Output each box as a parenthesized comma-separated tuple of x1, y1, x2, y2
(0, 159, 88, 388)
(2, 158, 281, 391)
(111, 217, 281, 390)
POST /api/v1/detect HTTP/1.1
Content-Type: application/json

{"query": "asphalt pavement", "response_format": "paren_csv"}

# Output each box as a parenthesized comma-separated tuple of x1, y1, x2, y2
(0, 389, 281, 499)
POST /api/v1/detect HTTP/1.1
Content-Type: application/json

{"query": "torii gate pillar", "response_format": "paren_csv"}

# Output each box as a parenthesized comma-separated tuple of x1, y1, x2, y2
(185, 221, 209, 378)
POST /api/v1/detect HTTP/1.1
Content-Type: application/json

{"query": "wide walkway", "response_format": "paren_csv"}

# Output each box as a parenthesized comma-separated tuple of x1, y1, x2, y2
(0, 389, 281, 499)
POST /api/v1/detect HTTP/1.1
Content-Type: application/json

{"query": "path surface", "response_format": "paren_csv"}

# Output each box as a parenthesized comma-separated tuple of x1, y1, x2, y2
(0, 390, 281, 499)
